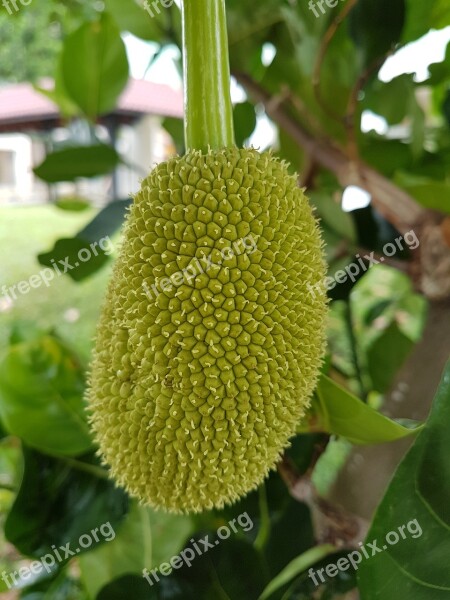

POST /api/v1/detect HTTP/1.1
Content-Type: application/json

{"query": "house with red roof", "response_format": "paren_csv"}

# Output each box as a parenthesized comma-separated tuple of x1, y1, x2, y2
(0, 78, 183, 205)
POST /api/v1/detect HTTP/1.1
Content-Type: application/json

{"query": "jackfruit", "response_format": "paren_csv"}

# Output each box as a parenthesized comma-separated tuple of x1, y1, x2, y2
(87, 147, 327, 513)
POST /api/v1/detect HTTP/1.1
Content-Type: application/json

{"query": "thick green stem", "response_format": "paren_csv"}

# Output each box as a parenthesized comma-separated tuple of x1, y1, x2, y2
(182, 0, 235, 152)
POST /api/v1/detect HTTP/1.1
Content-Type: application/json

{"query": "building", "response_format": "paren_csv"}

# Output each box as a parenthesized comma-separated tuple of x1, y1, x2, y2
(0, 78, 183, 206)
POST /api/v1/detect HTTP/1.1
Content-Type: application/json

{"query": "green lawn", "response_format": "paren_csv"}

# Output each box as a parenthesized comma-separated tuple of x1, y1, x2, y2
(0, 205, 114, 361)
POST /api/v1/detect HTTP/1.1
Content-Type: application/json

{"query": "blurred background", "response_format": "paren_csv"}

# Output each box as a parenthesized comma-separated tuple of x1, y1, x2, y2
(0, 0, 449, 599)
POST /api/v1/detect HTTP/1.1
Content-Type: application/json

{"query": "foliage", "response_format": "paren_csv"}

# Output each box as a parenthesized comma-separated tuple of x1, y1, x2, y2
(0, 0, 449, 598)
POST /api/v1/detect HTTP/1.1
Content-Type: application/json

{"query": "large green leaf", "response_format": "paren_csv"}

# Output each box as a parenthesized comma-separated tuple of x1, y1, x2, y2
(35, 54, 80, 119)
(358, 361, 450, 598)
(5, 448, 128, 559)
(61, 13, 129, 119)
(0, 335, 92, 456)
(38, 200, 130, 282)
(349, 0, 406, 66)
(301, 374, 423, 445)
(265, 499, 314, 578)
(97, 575, 157, 600)
(402, 0, 450, 42)
(33, 145, 120, 183)
(148, 509, 193, 568)
(79, 503, 152, 599)
(37, 237, 113, 283)
(80, 503, 192, 599)
(180, 538, 268, 599)
(77, 199, 131, 242)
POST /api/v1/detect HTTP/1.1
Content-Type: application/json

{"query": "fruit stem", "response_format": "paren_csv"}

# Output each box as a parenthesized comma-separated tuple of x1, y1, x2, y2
(182, 0, 235, 152)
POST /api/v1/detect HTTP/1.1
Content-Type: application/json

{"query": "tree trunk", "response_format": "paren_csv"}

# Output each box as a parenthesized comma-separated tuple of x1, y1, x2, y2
(331, 301, 450, 519)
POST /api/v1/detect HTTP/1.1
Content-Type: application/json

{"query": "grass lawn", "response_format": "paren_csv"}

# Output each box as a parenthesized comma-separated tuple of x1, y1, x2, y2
(0, 205, 115, 361)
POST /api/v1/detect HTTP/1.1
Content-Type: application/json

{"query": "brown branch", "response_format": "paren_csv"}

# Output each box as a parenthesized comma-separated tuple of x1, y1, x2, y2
(235, 71, 426, 235)
(277, 454, 368, 548)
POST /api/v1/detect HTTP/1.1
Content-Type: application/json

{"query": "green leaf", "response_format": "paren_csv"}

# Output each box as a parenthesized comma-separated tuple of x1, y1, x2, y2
(163, 117, 185, 155)
(80, 503, 192, 599)
(180, 538, 268, 599)
(402, 0, 450, 42)
(148, 509, 193, 568)
(363, 75, 414, 125)
(360, 138, 412, 177)
(367, 322, 414, 392)
(309, 191, 357, 243)
(20, 571, 87, 600)
(79, 503, 152, 599)
(358, 360, 450, 599)
(233, 101, 257, 147)
(0, 335, 92, 456)
(303, 374, 423, 445)
(35, 57, 80, 120)
(97, 575, 157, 600)
(37, 200, 130, 283)
(394, 172, 450, 214)
(265, 499, 314, 578)
(55, 197, 91, 212)
(443, 88, 450, 127)
(258, 545, 336, 600)
(5, 448, 128, 559)
(426, 44, 450, 86)
(410, 92, 425, 159)
(33, 145, 120, 183)
(103, 0, 167, 41)
(61, 13, 129, 119)
(277, 128, 307, 175)
(349, 0, 406, 66)
(37, 237, 113, 283)
(78, 199, 131, 243)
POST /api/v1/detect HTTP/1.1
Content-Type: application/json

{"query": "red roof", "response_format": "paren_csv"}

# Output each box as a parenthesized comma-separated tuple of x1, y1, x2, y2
(0, 78, 183, 132)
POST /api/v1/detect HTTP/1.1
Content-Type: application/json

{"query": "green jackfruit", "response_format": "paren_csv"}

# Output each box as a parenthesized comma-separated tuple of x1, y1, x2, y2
(87, 147, 327, 513)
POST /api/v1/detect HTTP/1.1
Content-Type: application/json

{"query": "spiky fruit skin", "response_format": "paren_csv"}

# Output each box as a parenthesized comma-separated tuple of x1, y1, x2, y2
(87, 147, 327, 513)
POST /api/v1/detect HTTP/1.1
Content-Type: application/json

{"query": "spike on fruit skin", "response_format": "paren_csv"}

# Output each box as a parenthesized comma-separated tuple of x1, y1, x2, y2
(87, 147, 328, 514)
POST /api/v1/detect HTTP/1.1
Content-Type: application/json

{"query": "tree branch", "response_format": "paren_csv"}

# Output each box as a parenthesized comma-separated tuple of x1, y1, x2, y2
(235, 72, 427, 236)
